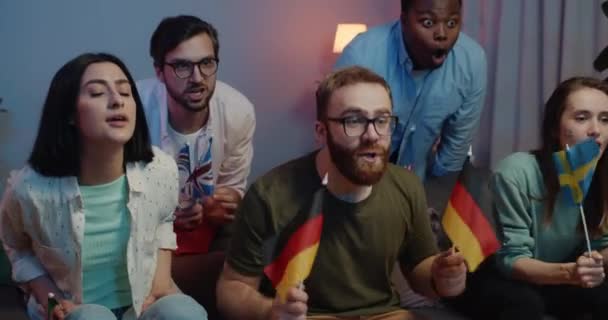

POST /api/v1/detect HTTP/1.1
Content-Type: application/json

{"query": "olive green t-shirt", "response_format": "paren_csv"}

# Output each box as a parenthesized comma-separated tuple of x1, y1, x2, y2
(227, 152, 438, 316)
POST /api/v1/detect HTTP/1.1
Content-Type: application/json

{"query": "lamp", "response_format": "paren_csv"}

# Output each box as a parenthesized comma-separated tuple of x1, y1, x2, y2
(332, 23, 367, 53)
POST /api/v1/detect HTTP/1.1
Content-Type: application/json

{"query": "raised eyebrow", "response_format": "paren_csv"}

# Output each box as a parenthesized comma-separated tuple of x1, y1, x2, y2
(339, 107, 365, 117)
(199, 55, 216, 61)
(414, 9, 435, 16)
(374, 110, 392, 117)
(415, 10, 460, 19)
(170, 55, 215, 64)
(167, 58, 194, 64)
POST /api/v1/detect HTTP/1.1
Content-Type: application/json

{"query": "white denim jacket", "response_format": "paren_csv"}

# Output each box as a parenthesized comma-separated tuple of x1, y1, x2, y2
(0, 147, 178, 318)
(137, 78, 255, 196)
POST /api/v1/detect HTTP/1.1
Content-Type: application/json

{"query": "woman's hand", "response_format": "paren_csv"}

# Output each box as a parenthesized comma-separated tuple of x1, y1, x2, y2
(141, 279, 180, 313)
(574, 251, 605, 288)
(51, 300, 77, 320)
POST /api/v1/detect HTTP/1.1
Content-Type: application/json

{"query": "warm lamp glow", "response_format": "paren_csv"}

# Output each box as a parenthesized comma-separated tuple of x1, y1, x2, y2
(333, 24, 367, 53)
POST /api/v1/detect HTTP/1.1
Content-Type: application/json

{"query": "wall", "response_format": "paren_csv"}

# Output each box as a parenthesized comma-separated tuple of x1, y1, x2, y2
(0, 0, 399, 192)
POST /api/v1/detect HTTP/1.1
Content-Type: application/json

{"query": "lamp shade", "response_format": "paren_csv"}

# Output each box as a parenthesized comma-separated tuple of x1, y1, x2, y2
(332, 24, 367, 53)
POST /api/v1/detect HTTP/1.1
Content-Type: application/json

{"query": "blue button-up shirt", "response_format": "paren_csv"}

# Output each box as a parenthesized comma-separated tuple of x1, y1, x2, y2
(335, 20, 487, 180)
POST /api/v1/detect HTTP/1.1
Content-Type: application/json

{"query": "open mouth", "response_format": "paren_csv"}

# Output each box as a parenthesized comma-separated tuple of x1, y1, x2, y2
(186, 87, 206, 101)
(106, 114, 128, 124)
(357, 150, 383, 162)
(431, 49, 448, 63)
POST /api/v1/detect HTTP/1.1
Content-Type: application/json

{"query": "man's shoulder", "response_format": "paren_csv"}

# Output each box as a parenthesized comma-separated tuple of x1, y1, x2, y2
(213, 80, 255, 115)
(441, 32, 486, 93)
(136, 77, 163, 96)
(251, 153, 317, 195)
(135, 77, 165, 113)
(385, 163, 422, 182)
(350, 20, 396, 46)
(382, 163, 425, 195)
(338, 20, 398, 64)
(452, 32, 487, 64)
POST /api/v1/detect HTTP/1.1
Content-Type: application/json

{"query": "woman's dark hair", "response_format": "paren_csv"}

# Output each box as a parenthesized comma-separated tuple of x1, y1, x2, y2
(28, 52, 154, 177)
(533, 77, 608, 235)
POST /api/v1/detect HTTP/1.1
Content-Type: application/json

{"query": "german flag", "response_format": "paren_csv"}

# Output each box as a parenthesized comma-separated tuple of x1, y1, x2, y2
(263, 187, 324, 302)
(441, 161, 500, 272)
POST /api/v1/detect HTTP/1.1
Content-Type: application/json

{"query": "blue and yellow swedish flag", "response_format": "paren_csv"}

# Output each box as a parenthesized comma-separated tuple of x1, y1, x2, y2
(552, 139, 600, 205)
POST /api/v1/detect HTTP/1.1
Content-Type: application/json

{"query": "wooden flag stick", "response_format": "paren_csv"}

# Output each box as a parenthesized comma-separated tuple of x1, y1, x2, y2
(578, 204, 593, 256)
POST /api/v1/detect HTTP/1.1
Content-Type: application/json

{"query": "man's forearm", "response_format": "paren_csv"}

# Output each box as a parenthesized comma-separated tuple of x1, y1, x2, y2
(405, 256, 437, 299)
(217, 277, 273, 320)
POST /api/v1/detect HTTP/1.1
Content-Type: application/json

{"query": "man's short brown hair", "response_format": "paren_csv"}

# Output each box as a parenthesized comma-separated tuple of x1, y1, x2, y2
(315, 66, 392, 121)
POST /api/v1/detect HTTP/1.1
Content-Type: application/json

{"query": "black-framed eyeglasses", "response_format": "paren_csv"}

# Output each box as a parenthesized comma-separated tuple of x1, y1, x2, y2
(326, 115, 398, 137)
(164, 57, 220, 79)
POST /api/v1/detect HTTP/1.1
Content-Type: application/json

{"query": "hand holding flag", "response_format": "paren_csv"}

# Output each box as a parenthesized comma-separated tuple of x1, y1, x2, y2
(574, 251, 605, 288)
(431, 247, 467, 297)
(174, 139, 217, 255)
(269, 285, 308, 320)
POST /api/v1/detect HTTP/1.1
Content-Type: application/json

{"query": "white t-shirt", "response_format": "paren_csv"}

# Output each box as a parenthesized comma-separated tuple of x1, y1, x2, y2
(166, 124, 205, 168)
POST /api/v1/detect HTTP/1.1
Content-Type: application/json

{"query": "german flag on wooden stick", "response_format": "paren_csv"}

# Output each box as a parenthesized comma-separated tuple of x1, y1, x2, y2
(441, 161, 500, 272)
(264, 187, 325, 302)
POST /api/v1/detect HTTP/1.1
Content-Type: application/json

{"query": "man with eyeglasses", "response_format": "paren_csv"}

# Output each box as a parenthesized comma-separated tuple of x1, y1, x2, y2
(335, 0, 486, 181)
(136, 15, 255, 317)
(217, 66, 466, 320)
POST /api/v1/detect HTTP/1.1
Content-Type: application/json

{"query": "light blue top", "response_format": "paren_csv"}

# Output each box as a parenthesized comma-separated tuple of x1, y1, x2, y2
(2, 147, 179, 318)
(335, 20, 487, 180)
(80, 175, 132, 309)
(491, 152, 608, 276)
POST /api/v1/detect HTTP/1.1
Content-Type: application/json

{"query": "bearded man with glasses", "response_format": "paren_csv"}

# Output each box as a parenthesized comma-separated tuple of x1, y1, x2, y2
(136, 15, 255, 318)
(217, 66, 466, 320)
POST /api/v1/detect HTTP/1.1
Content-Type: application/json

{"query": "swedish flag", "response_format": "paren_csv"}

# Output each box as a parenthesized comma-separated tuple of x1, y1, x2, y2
(552, 139, 600, 205)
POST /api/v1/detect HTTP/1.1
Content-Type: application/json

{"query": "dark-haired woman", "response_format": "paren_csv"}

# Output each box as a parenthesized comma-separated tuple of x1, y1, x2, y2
(452, 77, 608, 320)
(0, 53, 206, 320)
